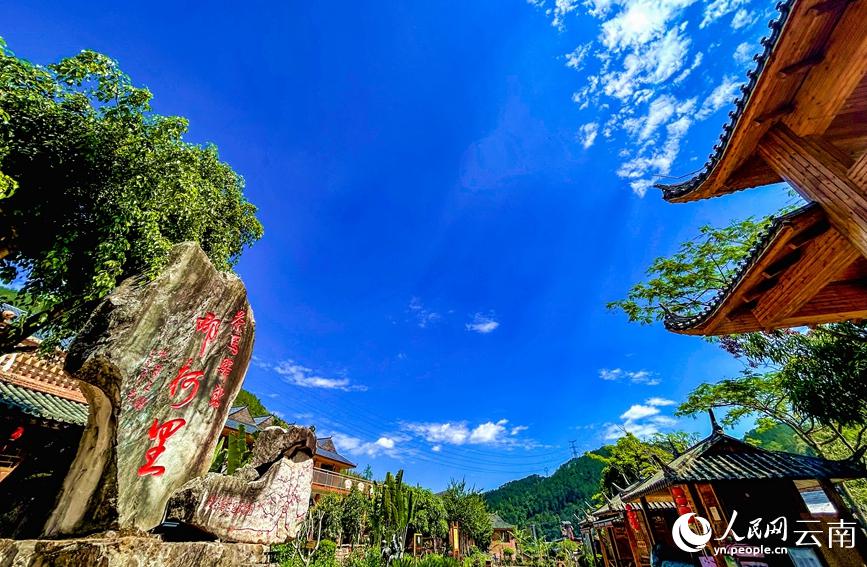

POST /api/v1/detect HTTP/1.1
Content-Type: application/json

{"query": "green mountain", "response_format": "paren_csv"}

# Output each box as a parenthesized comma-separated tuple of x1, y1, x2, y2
(484, 453, 606, 540)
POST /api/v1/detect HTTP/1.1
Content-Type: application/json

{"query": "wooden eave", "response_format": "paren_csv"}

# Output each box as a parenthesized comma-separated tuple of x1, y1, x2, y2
(659, 0, 867, 202)
(665, 204, 867, 334)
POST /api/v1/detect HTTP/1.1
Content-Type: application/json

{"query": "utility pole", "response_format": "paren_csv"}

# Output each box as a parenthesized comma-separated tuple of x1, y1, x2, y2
(569, 440, 578, 458)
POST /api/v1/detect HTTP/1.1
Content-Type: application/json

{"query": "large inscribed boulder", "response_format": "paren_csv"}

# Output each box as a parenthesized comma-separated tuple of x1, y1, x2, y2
(165, 426, 316, 544)
(43, 242, 255, 536)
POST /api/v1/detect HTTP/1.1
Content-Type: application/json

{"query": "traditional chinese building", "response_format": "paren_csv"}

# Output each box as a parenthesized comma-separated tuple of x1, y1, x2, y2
(488, 513, 518, 563)
(656, 0, 867, 335)
(581, 415, 867, 567)
(579, 489, 677, 567)
(310, 436, 370, 497)
(0, 342, 87, 537)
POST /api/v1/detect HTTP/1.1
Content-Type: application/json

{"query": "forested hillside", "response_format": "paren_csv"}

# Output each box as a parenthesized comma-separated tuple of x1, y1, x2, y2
(483, 452, 606, 540)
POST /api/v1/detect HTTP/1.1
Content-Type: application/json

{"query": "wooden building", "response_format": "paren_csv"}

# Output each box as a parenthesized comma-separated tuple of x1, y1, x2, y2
(0, 343, 88, 537)
(580, 491, 677, 567)
(656, 0, 867, 335)
(581, 417, 867, 567)
(488, 513, 518, 563)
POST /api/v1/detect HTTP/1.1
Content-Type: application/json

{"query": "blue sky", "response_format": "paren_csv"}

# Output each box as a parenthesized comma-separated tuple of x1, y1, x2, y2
(4, 0, 798, 491)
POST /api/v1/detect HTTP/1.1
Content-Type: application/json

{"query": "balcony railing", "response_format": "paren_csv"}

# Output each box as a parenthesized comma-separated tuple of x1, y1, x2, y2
(312, 468, 374, 496)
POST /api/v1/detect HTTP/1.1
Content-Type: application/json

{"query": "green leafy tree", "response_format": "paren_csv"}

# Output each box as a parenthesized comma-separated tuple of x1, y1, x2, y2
(0, 39, 262, 353)
(408, 486, 449, 540)
(588, 432, 695, 499)
(608, 215, 774, 324)
(342, 486, 374, 547)
(442, 479, 493, 552)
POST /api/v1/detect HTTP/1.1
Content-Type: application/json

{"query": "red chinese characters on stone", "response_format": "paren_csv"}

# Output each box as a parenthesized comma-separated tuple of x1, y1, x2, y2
(209, 384, 225, 409)
(138, 418, 186, 477)
(195, 312, 222, 358)
(228, 335, 241, 356)
(217, 357, 234, 379)
(168, 359, 204, 409)
(230, 310, 246, 336)
(128, 349, 170, 412)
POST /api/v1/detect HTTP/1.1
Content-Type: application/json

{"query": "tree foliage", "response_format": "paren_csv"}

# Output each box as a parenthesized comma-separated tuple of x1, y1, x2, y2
(0, 38, 263, 353)
(590, 432, 696, 497)
(408, 486, 448, 540)
(442, 479, 492, 551)
(608, 215, 773, 324)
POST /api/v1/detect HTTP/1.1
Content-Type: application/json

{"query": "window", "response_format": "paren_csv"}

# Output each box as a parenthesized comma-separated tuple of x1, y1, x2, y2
(795, 480, 837, 515)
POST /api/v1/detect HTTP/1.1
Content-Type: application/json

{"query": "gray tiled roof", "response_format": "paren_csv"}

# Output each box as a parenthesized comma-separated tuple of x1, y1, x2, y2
(623, 430, 866, 501)
(0, 380, 88, 426)
(316, 444, 356, 468)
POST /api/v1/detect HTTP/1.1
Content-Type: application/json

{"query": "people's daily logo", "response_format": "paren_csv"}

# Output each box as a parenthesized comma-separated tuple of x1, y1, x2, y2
(672, 513, 713, 552)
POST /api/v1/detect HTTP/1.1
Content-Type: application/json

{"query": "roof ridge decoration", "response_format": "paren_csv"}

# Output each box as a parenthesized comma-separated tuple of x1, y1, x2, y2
(655, 0, 796, 200)
(664, 202, 817, 332)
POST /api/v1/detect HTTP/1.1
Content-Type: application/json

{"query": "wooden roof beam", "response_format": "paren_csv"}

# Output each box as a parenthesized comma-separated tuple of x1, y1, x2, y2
(757, 123, 867, 257)
(850, 151, 867, 187)
(784, 0, 867, 136)
(752, 227, 861, 325)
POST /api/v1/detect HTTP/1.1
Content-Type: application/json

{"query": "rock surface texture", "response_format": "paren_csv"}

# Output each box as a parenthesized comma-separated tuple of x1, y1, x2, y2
(165, 426, 316, 544)
(0, 537, 269, 567)
(43, 242, 255, 536)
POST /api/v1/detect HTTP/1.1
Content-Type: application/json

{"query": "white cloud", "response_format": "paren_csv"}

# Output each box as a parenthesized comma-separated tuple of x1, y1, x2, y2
(578, 122, 599, 148)
(733, 41, 754, 65)
(470, 419, 510, 443)
(273, 360, 367, 392)
(431, 444, 442, 452)
(565, 44, 591, 70)
(466, 313, 500, 334)
(730, 8, 756, 29)
(526, 0, 761, 196)
(696, 75, 740, 119)
(599, 0, 696, 51)
(645, 397, 676, 406)
(603, 398, 679, 440)
(700, 0, 748, 28)
(331, 433, 401, 458)
(551, 0, 580, 30)
(404, 418, 528, 447)
(673, 51, 703, 84)
(408, 297, 441, 328)
(598, 368, 661, 385)
(621, 403, 660, 421)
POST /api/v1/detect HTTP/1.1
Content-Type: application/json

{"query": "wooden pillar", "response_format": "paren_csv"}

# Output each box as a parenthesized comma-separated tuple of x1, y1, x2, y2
(638, 497, 656, 547)
(758, 124, 867, 258)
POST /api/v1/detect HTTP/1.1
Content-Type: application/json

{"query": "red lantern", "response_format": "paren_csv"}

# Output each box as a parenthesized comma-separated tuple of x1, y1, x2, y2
(675, 496, 688, 506)
(671, 487, 685, 498)
(9, 426, 23, 441)
(624, 503, 633, 512)
(677, 506, 691, 516)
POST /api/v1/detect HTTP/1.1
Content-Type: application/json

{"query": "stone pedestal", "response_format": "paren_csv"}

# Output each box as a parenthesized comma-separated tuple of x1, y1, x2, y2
(43, 243, 255, 536)
(0, 537, 269, 567)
